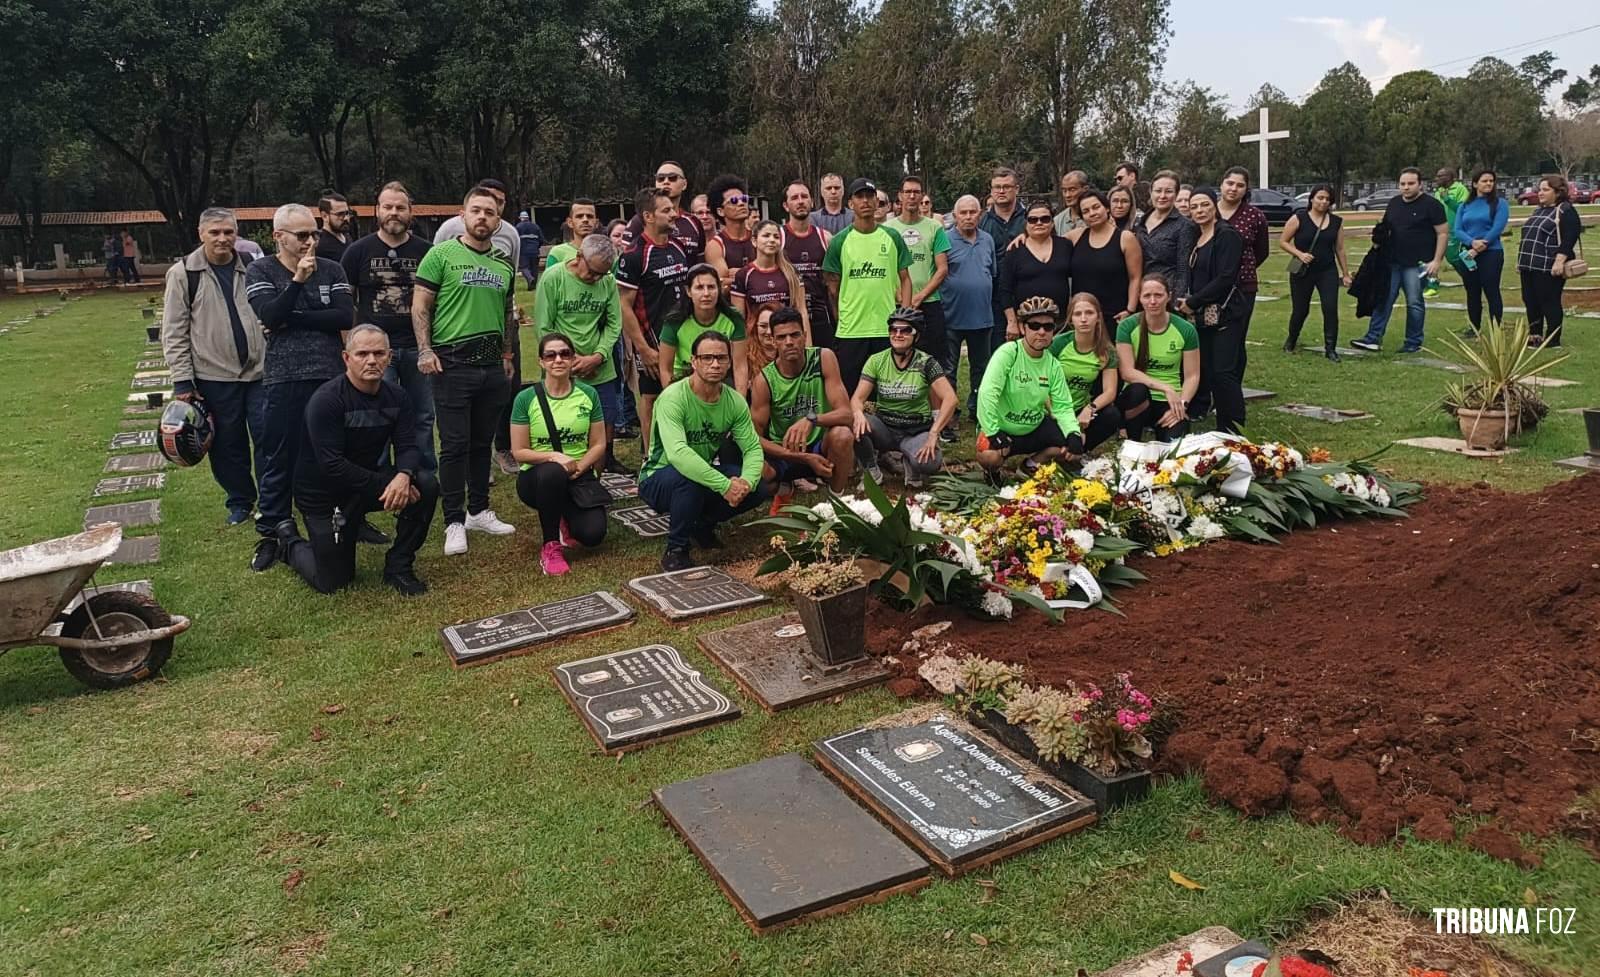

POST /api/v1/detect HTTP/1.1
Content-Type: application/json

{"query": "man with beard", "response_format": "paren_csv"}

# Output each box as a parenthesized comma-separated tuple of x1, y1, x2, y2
(316, 191, 356, 262)
(341, 180, 436, 474)
(544, 199, 601, 270)
(780, 179, 835, 348)
(625, 160, 705, 261)
(414, 185, 519, 557)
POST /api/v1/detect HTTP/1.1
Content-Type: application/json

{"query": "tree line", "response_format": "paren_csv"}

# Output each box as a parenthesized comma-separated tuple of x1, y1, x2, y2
(2, 0, 1596, 256)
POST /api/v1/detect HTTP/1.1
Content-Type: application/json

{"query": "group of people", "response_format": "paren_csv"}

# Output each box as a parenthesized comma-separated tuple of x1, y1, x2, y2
(159, 158, 1587, 592)
(102, 229, 144, 284)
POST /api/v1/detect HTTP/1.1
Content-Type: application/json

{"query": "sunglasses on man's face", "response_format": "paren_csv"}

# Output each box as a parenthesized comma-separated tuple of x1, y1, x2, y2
(656, 172, 684, 182)
(288, 230, 319, 242)
(1023, 320, 1056, 332)
(541, 349, 575, 361)
(1026, 215, 1053, 225)
(888, 325, 916, 336)
(724, 195, 752, 207)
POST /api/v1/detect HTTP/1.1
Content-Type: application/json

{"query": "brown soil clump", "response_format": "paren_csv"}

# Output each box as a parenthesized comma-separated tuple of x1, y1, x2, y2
(875, 475, 1600, 860)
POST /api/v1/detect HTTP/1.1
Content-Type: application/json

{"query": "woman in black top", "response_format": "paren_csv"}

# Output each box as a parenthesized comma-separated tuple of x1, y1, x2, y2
(1068, 190, 1143, 323)
(999, 199, 1073, 339)
(1516, 174, 1586, 347)
(1278, 184, 1350, 361)
(1176, 187, 1247, 434)
(1137, 169, 1196, 295)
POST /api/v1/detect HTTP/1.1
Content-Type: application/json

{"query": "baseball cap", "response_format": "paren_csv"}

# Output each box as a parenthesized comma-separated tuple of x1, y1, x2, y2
(848, 177, 877, 197)
(518, 210, 530, 221)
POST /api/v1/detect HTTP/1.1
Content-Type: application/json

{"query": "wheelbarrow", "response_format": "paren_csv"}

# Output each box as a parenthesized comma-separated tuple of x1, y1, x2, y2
(0, 524, 189, 689)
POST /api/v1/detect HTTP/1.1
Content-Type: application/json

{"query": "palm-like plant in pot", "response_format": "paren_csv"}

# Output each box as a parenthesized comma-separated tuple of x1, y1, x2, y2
(1433, 318, 1569, 451)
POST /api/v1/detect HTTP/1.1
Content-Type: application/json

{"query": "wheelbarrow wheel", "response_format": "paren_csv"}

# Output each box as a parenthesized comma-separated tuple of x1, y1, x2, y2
(58, 591, 174, 689)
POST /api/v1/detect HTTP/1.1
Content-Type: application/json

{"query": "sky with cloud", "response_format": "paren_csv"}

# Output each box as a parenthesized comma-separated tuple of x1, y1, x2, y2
(1165, 3, 1599, 108)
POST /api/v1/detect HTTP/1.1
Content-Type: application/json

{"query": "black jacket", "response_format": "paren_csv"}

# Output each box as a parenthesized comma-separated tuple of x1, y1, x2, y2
(1184, 222, 1245, 325)
(1349, 221, 1391, 319)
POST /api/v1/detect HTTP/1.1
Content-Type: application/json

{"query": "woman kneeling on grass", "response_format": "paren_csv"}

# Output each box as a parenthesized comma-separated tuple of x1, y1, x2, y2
(850, 306, 957, 489)
(1116, 275, 1200, 442)
(1049, 292, 1151, 451)
(511, 333, 609, 576)
(975, 295, 1083, 476)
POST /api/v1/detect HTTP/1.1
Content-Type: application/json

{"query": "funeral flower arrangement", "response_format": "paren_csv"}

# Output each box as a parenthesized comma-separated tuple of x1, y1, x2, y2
(758, 433, 1420, 620)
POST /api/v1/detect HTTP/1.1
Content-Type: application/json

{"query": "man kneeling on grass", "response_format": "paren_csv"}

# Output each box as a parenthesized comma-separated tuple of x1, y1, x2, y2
(975, 295, 1083, 477)
(276, 325, 437, 596)
(637, 331, 768, 572)
(750, 308, 855, 510)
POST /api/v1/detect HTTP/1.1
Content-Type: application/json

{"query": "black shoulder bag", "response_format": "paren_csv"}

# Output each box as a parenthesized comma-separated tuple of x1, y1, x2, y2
(533, 383, 611, 509)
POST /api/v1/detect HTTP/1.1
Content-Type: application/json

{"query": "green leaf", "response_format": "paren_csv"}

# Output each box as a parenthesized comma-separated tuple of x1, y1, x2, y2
(1225, 514, 1280, 543)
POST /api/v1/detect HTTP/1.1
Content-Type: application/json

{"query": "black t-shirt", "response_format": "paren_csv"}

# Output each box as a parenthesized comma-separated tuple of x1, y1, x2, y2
(296, 375, 419, 500)
(316, 232, 352, 263)
(616, 237, 691, 347)
(339, 233, 432, 349)
(624, 212, 704, 263)
(1290, 210, 1342, 274)
(1382, 193, 1447, 266)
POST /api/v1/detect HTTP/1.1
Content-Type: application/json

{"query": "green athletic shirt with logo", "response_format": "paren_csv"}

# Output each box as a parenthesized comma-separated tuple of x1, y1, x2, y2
(883, 216, 951, 301)
(544, 242, 576, 270)
(657, 311, 746, 381)
(532, 261, 623, 385)
(509, 382, 602, 468)
(639, 379, 764, 493)
(976, 339, 1081, 437)
(861, 347, 942, 427)
(760, 348, 828, 447)
(1115, 314, 1198, 402)
(821, 225, 910, 339)
(1048, 335, 1118, 412)
(415, 238, 513, 346)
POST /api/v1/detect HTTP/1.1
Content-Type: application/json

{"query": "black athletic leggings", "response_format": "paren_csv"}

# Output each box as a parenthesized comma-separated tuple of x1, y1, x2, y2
(1287, 266, 1340, 351)
(515, 463, 608, 545)
(1081, 382, 1153, 451)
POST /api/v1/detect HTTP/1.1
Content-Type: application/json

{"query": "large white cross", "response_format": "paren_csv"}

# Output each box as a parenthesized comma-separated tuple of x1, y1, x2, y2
(1239, 107, 1290, 189)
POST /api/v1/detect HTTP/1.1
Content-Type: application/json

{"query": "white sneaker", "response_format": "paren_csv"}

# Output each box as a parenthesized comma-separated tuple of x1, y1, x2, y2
(444, 522, 467, 556)
(465, 509, 516, 535)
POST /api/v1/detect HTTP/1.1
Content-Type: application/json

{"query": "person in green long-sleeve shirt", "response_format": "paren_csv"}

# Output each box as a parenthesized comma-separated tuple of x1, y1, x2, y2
(638, 331, 767, 571)
(532, 233, 628, 473)
(1434, 167, 1470, 275)
(975, 295, 1083, 475)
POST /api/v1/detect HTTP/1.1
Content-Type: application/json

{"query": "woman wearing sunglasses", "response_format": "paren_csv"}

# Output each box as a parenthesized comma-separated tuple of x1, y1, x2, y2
(998, 199, 1073, 340)
(975, 295, 1083, 476)
(510, 333, 609, 576)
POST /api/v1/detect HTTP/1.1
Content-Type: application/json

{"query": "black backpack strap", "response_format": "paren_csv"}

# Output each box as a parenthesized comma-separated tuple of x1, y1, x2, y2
(533, 383, 565, 455)
(186, 268, 203, 305)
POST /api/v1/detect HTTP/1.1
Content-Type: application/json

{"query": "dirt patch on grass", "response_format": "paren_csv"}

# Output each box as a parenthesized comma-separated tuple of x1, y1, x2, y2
(876, 475, 1600, 861)
(1283, 896, 1547, 976)
(1562, 287, 1600, 314)
(275, 931, 329, 974)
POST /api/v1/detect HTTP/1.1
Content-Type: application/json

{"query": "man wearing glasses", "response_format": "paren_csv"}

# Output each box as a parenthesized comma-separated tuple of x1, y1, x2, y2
(533, 233, 630, 475)
(624, 160, 705, 261)
(244, 203, 354, 572)
(979, 167, 1027, 353)
(316, 191, 356, 262)
(341, 180, 436, 476)
(637, 331, 766, 572)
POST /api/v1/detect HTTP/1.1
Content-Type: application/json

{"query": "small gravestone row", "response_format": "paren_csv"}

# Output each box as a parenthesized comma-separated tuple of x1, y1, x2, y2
(88, 341, 169, 564)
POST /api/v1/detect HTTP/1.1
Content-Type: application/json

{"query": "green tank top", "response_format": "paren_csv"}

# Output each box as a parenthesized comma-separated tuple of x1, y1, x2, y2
(761, 348, 825, 446)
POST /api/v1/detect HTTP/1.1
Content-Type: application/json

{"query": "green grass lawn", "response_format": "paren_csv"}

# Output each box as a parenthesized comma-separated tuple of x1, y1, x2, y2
(1, 266, 1597, 976)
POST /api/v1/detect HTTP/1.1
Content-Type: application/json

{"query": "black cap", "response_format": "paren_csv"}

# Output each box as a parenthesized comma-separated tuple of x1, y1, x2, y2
(848, 177, 877, 197)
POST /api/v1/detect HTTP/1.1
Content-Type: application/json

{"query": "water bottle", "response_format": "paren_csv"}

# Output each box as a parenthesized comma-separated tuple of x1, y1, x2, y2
(1420, 262, 1440, 298)
(1461, 251, 1477, 271)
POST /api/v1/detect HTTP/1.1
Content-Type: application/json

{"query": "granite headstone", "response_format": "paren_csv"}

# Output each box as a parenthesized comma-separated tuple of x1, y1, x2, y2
(697, 613, 887, 712)
(626, 566, 767, 621)
(440, 591, 634, 668)
(552, 644, 739, 754)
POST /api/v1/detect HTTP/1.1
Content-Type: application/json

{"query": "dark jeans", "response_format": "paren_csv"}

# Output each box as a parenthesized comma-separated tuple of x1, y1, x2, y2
(1081, 382, 1151, 451)
(639, 460, 768, 553)
(1361, 263, 1426, 351)
(282, 471, 439, 593)
(834, 336, 890, 395)
(914, 301, 949, 378)
(1521, 270, 1567, 345)
(432, 363, 511, 525)
(516, 463, 609, 545)
(1198, 322, 1247, 434)
(1125, 407, 1190, 442)
(1461, 249, 1505, 329)
(383, 348, 437, 474)
(495, 327, 524, 452)
(194, 377, 266, 517)
(946, 328, 994, 419)
(1287, 267, 1341, 351)
(256, 378, 329, 536)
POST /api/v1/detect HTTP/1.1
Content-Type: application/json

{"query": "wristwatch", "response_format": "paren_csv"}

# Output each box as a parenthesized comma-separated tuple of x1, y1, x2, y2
(804, 411, 818, 424)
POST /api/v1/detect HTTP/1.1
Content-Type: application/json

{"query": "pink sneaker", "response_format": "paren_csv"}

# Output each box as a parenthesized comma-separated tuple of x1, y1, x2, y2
(540, 540, 570, 576)
(559, 517, 576, 549)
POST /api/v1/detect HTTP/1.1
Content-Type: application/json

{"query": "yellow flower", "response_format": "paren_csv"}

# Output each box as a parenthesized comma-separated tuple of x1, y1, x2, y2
(1072, 479, 1111, 508)
(1153, 543, 1173, 557)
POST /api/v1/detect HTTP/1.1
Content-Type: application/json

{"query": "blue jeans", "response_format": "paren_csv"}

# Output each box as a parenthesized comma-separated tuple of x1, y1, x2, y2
(639, 460, 768, 552)
(947, 328, 994, 418)
(593, 377, 624, 427)
(194, 378, 266, 517)
(384, 348, 437, 474)
(1362, 264, 1426, 351)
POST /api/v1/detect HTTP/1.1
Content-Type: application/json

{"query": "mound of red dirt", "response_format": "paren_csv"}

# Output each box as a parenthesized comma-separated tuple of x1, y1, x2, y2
(873, 474, 1600, 861)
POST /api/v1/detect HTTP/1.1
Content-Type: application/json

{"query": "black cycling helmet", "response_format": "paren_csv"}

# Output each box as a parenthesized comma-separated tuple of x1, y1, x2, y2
(158, 398, 214, 467)
(886, 306, 925, 330)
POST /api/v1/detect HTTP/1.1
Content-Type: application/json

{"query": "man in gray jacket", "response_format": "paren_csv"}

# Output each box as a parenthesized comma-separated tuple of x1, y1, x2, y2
(161, 207, 267, 527)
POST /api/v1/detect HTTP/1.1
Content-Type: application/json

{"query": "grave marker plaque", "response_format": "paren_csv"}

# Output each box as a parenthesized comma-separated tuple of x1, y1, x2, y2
(1240, 387, 1276, 401)
(814, 716, 1096, 876)
(136, 359, 166, 370)
(440, 591, 635, 668)
(599, 470, 638, 500)
(653, 753, 931, 934)
(698, 613, 887, 712)
(552, 644, 739, 754)
(626, 566, 767, 621)
(1272, 403, 1373, 423)
(104, 452, 167, 474)
(93, 474, 166, 497)
(611, 505, 670, 538)
(1400, 356, 1468, 374)
(1555, 455, 1600, 472)
(84, 499, 161, 530)
(131, 375, 169, 390)
(109, 535, 160, 565)
(125, 392, 171, 406)
(108, 429, 159, 450)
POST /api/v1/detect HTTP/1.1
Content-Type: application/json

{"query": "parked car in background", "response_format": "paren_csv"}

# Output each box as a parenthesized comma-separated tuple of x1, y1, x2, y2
(1245, 188, 1296, 225)
(1351, 187, 1403, 211)
(1518, 182, 1592, 204)
(1294, 191, 1311, 207)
